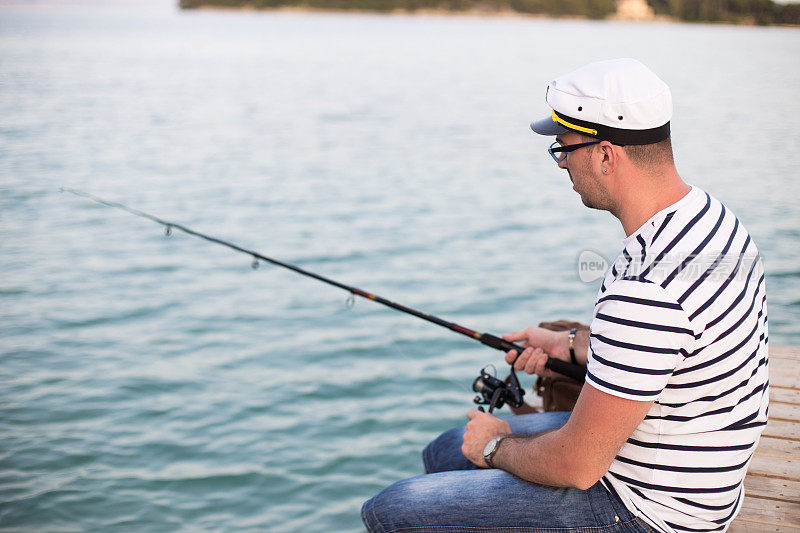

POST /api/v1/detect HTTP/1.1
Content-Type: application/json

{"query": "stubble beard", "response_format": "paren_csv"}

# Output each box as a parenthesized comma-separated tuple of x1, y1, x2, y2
(570, 166, 613, 212)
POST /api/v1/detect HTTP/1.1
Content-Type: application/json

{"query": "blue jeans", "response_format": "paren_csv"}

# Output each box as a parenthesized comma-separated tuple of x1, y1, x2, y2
(362, 412, 656, 533)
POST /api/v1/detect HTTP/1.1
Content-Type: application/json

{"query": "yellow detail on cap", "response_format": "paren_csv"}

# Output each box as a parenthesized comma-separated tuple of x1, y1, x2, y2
(473, 332, 481, 339)
(552, 111, 598, 136)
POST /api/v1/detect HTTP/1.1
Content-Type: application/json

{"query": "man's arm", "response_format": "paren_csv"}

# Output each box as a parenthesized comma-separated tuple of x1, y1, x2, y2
(462, 383, 654, 489)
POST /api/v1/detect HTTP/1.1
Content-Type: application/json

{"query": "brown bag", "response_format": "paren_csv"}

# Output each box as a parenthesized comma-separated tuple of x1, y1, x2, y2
(508, 320, 588, 414)
(534, 374, 583, 412)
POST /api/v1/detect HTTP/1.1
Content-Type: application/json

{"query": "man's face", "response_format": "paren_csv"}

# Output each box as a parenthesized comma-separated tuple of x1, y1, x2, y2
(554, 131, 613, 212)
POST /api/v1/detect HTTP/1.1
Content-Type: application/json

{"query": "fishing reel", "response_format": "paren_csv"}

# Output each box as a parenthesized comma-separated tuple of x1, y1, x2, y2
(472, 364, 525, 413)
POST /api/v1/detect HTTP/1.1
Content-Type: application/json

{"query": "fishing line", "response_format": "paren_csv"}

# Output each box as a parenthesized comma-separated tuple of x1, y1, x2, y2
(61, 187, 586, 385)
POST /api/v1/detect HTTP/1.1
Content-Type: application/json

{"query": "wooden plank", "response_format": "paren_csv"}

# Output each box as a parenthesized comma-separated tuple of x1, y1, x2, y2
(769, 402, 800, 422)
(735, 496, 800, 526)
(729, 519, 800, 532)
(748, 454, 799, 480)
(771, 387, 800, 406)
(762, 419, 800, 441)
(744, 475, 800, 502)
(755, 436, 800, 459)
(770, 357, 800, 389)
(771, 346, 800, 361)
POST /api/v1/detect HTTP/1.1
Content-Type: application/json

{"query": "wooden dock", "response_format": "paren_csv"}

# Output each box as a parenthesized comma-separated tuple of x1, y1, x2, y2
(730, 345, 800, 532)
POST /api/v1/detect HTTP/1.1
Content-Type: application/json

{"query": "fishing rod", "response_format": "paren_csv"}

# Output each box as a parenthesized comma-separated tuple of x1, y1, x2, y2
(62, 188, 586, 409)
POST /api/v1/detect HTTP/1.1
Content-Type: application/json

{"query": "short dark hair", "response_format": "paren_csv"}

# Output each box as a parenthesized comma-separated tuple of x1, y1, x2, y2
(622, 136, 674, 168)
(580, 134, 674, 169)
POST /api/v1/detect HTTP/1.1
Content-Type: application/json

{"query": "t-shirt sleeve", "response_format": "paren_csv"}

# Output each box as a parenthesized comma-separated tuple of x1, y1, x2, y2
(586, 279, 695, 401)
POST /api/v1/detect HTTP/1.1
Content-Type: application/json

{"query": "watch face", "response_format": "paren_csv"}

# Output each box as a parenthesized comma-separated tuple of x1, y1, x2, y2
(483, 437, 499, 457)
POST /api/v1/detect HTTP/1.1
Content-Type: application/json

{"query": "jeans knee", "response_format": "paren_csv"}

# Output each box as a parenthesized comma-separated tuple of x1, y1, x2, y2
(361, 496, 385, 533)
(363, 474, 450, 532)
(422, 425, 468, 474)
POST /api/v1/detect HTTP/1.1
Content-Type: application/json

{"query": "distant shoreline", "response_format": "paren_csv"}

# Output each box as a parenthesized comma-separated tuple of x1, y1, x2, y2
(182, 3, 601, 19)
(179, 0, 800, 27)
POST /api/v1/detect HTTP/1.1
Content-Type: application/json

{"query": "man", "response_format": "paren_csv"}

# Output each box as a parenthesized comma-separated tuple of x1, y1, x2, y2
(362, 59, 769, 533)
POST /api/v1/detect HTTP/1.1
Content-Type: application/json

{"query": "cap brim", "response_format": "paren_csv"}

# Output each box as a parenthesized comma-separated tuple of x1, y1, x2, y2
(530, 115, 568, 136)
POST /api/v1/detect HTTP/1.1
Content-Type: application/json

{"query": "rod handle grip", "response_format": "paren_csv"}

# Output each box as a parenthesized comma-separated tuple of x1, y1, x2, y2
(543, 358, 586, 383)
(479, 333, 586, 383)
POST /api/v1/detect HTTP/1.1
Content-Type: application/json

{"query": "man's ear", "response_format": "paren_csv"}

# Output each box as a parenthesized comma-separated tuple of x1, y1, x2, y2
(598, 141, 618, 175)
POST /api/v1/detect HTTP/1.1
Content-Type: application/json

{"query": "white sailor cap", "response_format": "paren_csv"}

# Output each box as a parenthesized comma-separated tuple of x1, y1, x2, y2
(530, 58, 672, 146)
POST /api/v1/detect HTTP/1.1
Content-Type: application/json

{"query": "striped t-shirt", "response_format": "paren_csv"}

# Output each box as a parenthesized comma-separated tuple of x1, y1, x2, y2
(587, 186, 769, 533)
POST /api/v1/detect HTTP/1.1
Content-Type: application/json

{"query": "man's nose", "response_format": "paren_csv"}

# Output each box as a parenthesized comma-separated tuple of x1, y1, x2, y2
(558, 157, 569, 170)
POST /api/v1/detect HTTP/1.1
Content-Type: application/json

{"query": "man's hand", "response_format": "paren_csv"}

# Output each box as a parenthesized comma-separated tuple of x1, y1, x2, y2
(501, 327, 570, 378)
(461, 409, 511, 468)
(459, 385, 655, 489)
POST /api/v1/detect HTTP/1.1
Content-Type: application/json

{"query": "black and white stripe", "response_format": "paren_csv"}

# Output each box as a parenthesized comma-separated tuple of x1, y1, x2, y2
(587, 187, 769, 533)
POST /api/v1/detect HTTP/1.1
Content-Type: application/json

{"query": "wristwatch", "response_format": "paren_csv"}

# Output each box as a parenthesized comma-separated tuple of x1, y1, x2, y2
(483, 436, 505, 468)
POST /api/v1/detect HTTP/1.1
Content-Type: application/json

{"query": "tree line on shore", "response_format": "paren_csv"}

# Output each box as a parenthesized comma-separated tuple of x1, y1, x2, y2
(179, 0, 800, 24)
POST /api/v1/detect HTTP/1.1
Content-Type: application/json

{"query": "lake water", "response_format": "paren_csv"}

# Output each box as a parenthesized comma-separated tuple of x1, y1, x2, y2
(1, 2, 799, 531)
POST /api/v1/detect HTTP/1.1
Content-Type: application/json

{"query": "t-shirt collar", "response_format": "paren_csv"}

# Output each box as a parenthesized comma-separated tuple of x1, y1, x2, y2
(621, 185, 698, 255)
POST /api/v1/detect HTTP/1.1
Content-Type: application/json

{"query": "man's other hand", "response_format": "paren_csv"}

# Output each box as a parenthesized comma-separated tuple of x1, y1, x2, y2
(501, 327, 569, 378)
(462, 409, 511, 468)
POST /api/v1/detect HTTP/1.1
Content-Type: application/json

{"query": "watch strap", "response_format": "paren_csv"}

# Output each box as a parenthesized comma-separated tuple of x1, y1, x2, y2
(568, 328, 577, 365)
